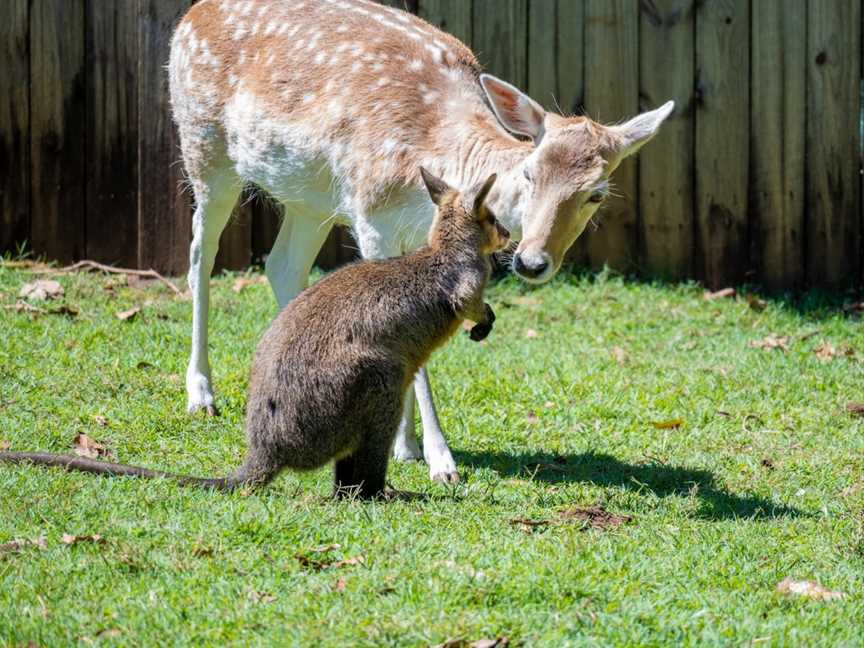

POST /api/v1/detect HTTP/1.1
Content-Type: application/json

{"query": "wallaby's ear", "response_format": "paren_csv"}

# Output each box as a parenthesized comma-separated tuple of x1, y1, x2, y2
(419, 166, 451, 206)
(469, 173, 497, 216)
(479, 74, 546, 144)
(607, 100, 675, 159)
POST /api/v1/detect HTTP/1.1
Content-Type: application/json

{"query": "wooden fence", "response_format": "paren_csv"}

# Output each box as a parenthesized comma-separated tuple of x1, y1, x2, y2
(0, 0, 861, 289)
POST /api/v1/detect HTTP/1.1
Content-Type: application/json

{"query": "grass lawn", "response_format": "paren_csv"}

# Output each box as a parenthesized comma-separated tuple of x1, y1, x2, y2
(1, 262, 862, 646)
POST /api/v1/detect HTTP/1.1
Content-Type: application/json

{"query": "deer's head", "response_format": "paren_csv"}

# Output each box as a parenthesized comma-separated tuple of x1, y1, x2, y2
(479, 75, 675, 283)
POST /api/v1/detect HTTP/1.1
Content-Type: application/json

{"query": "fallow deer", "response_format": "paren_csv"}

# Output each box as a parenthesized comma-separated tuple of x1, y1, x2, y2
(169, 0, 674, 483)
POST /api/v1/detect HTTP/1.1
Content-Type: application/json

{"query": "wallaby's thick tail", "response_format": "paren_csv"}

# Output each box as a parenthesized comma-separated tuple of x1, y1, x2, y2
(0, 452, 238, 491)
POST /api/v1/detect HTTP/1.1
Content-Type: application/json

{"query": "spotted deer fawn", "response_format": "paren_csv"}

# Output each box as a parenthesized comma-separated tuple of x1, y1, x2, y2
(169, 0, 674, 483)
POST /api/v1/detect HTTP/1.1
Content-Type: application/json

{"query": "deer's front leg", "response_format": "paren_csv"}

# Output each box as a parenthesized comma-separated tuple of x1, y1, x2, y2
(415, 367, 459, 483)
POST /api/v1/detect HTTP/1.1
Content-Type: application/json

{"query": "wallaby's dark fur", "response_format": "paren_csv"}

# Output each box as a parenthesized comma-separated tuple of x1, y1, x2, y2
(1, 169, 509, 499)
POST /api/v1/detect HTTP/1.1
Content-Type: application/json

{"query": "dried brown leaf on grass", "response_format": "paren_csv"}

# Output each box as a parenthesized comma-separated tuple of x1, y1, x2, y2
(524, 329, 539, 339)
(0, 440, 9, 451)
(750, 335, 790, 352)
(295, 543, 364, 570)
(845, 402, 864, 417)
(61, 534, 105, 546)
(776, 578, 845, 601)
(72, 433, 109, 459)
(115, 306, 141, 321)
(611, 346, 628, 366)
(703, 287, 736, 300)
(249, 590, 277, 604)
(814, 342, 855, 361)
(0, 537, 47, 555)
(431, 638, 509, 648)
(509, 518, 549, 532)
(19, 280, 64, 301)
(333, 577, 347, 593)
(558, 506, 633, 530)
(650, 419, 684, 430)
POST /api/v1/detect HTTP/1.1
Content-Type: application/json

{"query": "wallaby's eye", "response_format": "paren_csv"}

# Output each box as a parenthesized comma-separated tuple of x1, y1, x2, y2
(588, 192, 604, 204)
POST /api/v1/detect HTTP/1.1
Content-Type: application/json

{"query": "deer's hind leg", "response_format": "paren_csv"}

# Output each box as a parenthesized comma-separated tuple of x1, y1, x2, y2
(186, 166, 243, 414)
(264, 206, 334, 309)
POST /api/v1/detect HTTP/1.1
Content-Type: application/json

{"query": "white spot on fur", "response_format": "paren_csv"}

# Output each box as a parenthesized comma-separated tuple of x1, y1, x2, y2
(377, 77, 390, 87)
(423, 92, 439, 105)
(303, 93, 315, 104)
(265, 21, 277, 35)
(336, 24, 349, 33)
(425, 44, 443, 63)
(314, 52, 326, 65)
(409, 59, 423, 72)
(372, 62, 384, 72)
(351, 61, 362, 73)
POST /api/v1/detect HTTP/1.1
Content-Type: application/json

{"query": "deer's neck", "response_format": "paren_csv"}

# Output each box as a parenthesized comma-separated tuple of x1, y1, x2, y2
(431, 100, 533, 239)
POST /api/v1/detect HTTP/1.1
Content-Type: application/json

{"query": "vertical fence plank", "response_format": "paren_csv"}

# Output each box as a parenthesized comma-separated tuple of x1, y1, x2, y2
(806, 0, 861, 288)
(472, 0, 528, 88)
(751, 0, 806, 291)
(0, 0, 29, 255)
(695, 0, 750, 288)
(638, 0, 694, 280)
(214, 190, 253, 273)
(138, 0, 192, 276)
(251, 198, 283, 266)
(30, 0, 86, 264)
(527, 1, 557, 110)
(86, 1, 139, 267)
(418, 0, 473, 45)
(557, 0, 585, 116)
(583, 0, 639, 270)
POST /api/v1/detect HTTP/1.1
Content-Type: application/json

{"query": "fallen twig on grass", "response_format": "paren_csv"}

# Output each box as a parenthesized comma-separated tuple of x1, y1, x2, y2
(25, 260, 184, 297)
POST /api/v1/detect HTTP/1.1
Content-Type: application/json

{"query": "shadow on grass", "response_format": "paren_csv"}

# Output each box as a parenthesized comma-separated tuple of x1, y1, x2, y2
(457, 449, 803, 520)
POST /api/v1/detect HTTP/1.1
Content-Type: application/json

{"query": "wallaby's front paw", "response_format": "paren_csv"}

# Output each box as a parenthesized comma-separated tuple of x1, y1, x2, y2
(469, 322, 492, 341)
(469, 303, 495, 341)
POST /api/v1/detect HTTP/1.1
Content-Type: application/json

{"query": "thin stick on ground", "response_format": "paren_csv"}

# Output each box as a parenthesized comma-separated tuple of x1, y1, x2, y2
(24, 260, 184, 297)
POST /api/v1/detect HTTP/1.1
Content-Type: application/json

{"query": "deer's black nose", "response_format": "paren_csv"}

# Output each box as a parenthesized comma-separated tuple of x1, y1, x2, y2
(514, 254, 548, 279)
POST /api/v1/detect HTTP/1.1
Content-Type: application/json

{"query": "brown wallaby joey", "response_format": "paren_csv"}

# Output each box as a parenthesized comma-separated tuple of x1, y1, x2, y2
(1, 168, 510, 499)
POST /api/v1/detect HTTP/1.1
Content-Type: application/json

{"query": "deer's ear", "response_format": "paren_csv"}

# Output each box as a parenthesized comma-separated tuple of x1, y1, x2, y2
(419, 166, 452, 206)
(607, 100, 675, 159)
(480, 74, 546, 144)
(468, 173, 497, 217)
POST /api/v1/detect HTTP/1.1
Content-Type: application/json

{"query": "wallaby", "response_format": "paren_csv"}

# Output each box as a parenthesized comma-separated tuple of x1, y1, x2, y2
(0, 169, 509, 499)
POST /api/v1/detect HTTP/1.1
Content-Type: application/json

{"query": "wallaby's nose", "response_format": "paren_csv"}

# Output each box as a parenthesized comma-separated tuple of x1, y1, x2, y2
(514, 253, 549, 279)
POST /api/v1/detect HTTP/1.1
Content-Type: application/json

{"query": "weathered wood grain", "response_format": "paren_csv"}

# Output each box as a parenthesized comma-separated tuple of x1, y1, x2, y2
(583, 0, 639, 271)
(527, 1, 558, 110)
(638, 0, 695, 280)
(0, 0, 30, 255)
(695, 0, 750, 288)
(214, 189, 253, 273)
(418, 0, 473, 45)
(751, 0, 806, 291)
(806, 0, 861, 287)
(557, 0, 585, 116)
(137, 0, 193, 276)
(30, 0, 86, 264)
(86, 1, 139, 267)
(472, 0, 528, 88)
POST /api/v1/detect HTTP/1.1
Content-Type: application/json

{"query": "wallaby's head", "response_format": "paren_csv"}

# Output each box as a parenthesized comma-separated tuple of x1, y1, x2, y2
(420, 167, 510, 255)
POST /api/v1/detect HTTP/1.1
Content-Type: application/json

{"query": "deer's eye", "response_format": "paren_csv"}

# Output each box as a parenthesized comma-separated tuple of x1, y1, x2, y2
(588, 192, 604, 204)
(523, 167, 533, 182)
